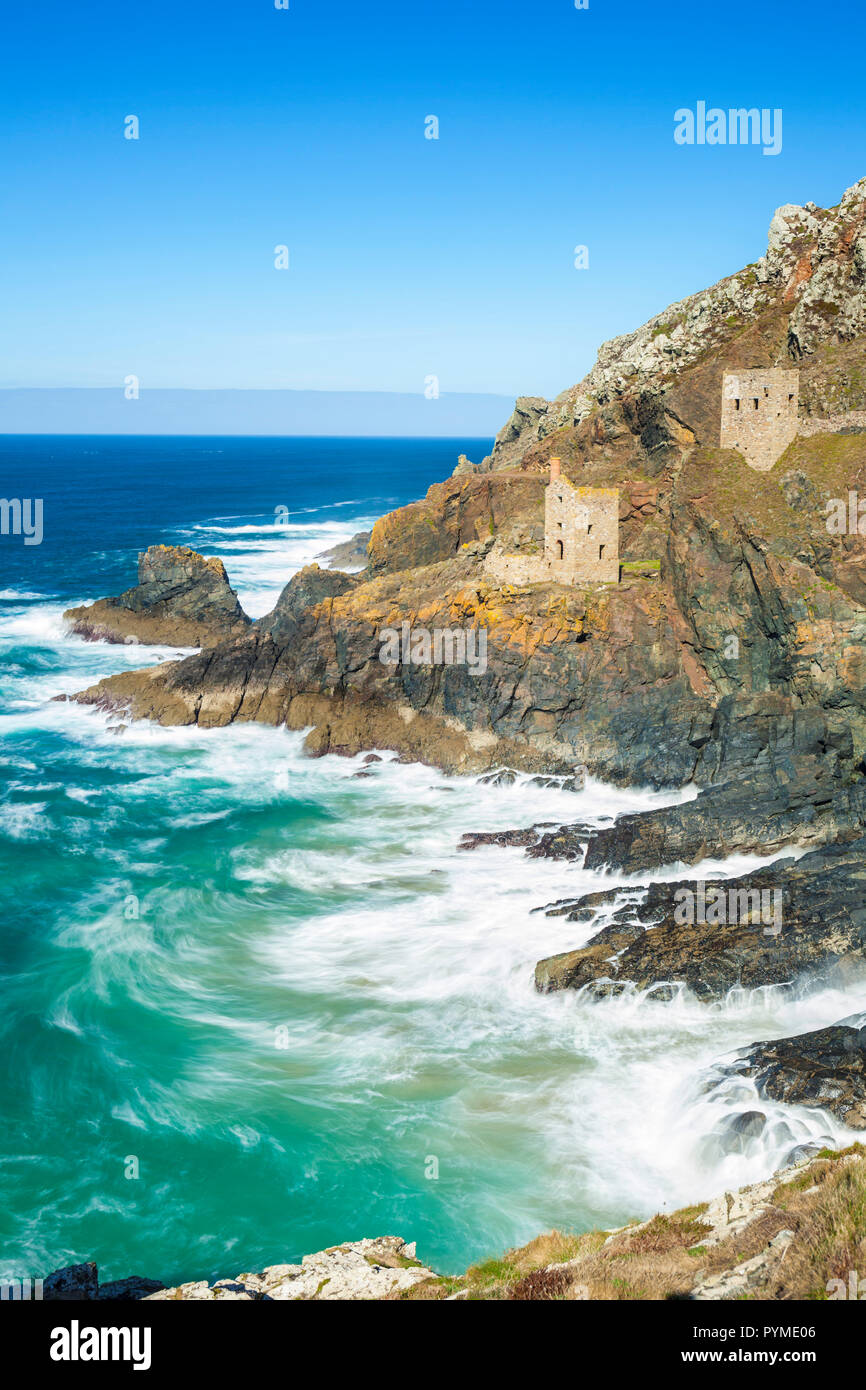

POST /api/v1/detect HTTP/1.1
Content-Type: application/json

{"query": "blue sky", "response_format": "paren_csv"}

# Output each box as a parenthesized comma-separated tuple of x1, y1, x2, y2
(1, 0, 863, 401)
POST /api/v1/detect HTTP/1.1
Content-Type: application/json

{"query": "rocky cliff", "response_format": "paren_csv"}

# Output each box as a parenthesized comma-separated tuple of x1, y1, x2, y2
(476, 177, 866, 474)
(61, 177, 866, 1005)
(66, 180, 866, 790)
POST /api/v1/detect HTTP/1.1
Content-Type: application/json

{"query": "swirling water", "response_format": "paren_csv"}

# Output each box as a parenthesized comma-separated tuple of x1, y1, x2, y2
(1, 435, 863, 1286)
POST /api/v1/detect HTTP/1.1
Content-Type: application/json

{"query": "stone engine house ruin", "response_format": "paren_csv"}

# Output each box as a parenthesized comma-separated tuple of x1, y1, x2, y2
(484, 458, 620, 587)
(720, 368, 800, 471)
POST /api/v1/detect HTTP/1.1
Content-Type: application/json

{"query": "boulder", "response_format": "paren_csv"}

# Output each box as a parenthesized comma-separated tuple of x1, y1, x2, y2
(43, 1262, 98, 1301)
(725, 1016, 866, 1129)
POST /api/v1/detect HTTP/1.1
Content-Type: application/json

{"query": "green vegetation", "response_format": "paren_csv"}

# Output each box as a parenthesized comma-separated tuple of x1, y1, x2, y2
(403, 1153, 866, 1301)
(651, 316, 684, 339)
(620, 559, 661, 575)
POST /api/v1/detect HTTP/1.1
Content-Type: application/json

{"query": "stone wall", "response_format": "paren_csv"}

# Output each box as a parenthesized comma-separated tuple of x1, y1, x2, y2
(798, 411, 866, 437)
(482, 549, 548, 588)
(720, 369, 800, 471)
(545, 483, 619, 584)
(483, 481, 620, 587)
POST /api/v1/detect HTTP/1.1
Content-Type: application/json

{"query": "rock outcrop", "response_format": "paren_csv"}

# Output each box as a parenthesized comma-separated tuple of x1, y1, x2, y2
(722, 1014, 866, 1129)
(534, 836, 866, 1003)
(43, 1238, 432, 1303)
(317, 530, 371, 571)
(477, 178, 866, 473)
(64, 545, 251, 648)
(41, 1262, 164, 1301)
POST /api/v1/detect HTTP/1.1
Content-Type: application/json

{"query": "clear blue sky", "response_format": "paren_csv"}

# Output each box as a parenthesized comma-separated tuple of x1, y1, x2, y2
(1, 0, 863, 399)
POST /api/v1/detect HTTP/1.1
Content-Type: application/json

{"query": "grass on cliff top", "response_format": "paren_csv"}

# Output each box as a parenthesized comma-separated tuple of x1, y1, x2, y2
(402, 1148, 866, 1301)
(683, 433, 866, 542)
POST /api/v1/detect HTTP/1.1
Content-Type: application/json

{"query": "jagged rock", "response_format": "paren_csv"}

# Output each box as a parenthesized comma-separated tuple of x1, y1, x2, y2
(535, 920, 645, 992)
(367, 471, 547, 575)
(477, 767, 519, 786)
(97, 1276, 166, 1301)
(481, 176, 866, 473)
(691, 1229, 796, 1300)
(452, 452, 481, 477)
(581, 750, 866, 874)
(44, 1263, 99, 1301)
(459, 827, 546, 850)
(317, 531, 371, 571)
(725, 1015, 866, 1129)
(526, 823, 594, 861)
(64, 546, 250, 648)
(144, 1237, 433, 1302)
(535, 836, 866, 1002)
(255, 563, 360, 643)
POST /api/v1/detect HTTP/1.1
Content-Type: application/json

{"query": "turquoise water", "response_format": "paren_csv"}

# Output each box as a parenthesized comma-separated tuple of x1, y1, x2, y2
(1, 437, 863, 1286)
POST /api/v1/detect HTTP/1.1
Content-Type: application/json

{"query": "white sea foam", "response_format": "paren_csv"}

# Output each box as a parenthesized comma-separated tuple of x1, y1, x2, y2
(177, 510, 375, 616)
(32, 722, 860, 1238)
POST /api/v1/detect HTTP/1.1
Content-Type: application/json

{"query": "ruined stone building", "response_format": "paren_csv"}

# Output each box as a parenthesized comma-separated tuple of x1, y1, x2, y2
(484, 458, 620, 587)
(720, 368, 800, 471)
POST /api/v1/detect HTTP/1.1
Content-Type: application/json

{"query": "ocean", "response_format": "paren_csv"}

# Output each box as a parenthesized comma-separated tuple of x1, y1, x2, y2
(0, 435, 861, 1286)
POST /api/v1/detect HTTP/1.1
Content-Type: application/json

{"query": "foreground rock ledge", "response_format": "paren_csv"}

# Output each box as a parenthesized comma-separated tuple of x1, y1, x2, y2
(41, 1147, 865, 1301)
(64, 545, 251, 648)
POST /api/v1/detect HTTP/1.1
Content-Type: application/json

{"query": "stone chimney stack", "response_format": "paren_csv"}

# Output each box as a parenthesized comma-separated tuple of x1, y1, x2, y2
(549, 456, 561, 483)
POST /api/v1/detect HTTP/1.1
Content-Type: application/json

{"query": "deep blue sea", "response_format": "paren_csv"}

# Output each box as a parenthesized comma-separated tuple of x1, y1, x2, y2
(0, 435, 858, 1287)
